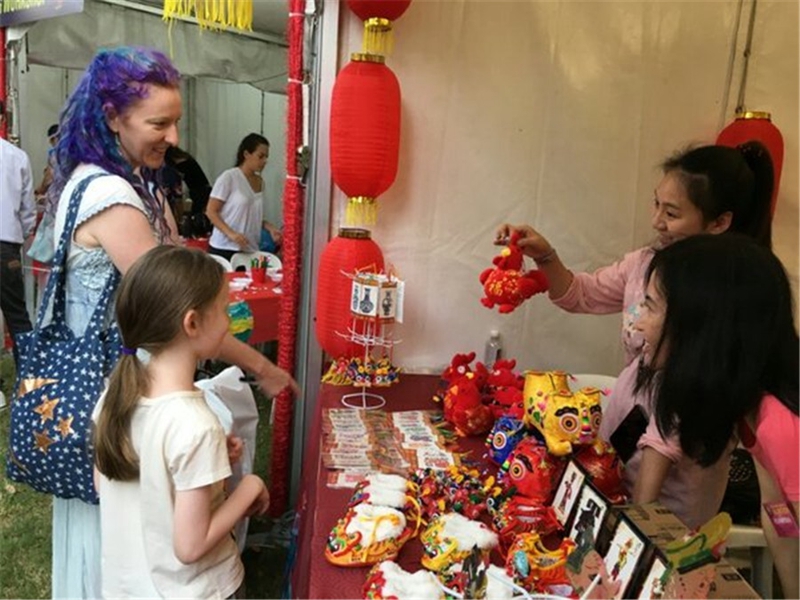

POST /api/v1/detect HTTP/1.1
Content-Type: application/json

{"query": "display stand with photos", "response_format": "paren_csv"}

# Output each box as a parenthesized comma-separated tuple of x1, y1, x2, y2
(339, 271, 404, 410)
(551, 459, 747, 600)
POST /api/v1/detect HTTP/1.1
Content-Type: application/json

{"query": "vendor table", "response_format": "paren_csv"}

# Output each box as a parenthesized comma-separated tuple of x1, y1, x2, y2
(227, 274, 281, 345)
(290, 374, 486, 599)
(289, 375, 759, 599)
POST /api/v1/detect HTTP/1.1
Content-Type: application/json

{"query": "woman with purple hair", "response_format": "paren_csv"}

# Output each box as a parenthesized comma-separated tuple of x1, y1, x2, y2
(44, 46, 297, 598)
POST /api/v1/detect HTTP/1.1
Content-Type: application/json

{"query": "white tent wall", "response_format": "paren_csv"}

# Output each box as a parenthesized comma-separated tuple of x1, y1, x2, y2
(329, 0, 799, 375)
(192, 79, 287, 227)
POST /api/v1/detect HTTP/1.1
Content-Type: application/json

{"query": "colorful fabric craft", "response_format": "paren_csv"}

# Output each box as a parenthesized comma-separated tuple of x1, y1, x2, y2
(363, 561, 443, 600)
(479, 232, 549, 313)
(420, 513, 498, 573)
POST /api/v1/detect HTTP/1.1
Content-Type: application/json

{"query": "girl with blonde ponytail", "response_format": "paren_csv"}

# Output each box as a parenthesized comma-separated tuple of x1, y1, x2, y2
(93, 246, 269, 598)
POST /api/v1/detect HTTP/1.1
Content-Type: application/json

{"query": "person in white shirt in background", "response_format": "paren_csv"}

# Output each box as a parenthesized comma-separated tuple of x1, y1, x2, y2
(206, 133, 282, 261)
(0, 100, 36, 367)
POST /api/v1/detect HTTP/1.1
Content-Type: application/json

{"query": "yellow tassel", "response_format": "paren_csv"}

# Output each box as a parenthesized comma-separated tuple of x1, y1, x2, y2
(345, 196, 377, 226)
(162, 0, 252, 32)
(362, 18, 393, 57)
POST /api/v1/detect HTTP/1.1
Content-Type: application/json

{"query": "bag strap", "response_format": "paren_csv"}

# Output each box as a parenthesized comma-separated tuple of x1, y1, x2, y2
(34, 172, 120, 332)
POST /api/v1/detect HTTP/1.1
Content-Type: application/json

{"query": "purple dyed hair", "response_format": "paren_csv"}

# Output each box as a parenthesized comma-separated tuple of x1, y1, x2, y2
(48, 46, 181, 238)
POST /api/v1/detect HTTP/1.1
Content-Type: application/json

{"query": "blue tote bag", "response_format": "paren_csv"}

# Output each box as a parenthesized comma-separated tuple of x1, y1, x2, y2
(6, 173, 120, 504)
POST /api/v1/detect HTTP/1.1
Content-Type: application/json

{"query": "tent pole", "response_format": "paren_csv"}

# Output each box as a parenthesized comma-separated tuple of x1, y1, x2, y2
(1, 27, 6, 139)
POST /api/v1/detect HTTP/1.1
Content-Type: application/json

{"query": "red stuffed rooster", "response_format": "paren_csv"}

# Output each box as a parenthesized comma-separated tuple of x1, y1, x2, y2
(486, 358, 525, 419)
(480, 232, 549, 313)
(433, 352, 478, 405)
(443, 373, 494, 437)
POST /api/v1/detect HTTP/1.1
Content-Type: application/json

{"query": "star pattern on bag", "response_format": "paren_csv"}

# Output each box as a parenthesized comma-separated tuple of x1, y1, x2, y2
(55, 416, 75, 440)
(5, 172, 120, 505)
(17, 377, 59, 397)
(33, 396, 60, 424)
(34, 430, 56, 454)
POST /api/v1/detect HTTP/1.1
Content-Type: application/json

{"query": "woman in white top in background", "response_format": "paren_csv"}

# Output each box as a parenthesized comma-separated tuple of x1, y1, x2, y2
(206, 133, 282, 261)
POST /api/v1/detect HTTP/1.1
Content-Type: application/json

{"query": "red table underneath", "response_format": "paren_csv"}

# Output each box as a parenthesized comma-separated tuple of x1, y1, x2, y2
(227, 274, 281, 344)
(290, 374, 491, 599)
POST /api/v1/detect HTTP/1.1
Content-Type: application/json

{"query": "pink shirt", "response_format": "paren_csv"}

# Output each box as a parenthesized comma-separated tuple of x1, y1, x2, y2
(554, 246, 731, 528)
(740, 395, 800, 503)
(553, 247, 652, 365)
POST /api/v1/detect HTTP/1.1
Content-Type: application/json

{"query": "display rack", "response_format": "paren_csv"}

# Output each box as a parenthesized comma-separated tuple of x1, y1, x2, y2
(338, 317, 399, 410)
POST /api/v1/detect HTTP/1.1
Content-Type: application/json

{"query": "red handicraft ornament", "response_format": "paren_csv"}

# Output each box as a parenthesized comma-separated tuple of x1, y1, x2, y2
(573, 440, 627, 504)
(506, 532, 576, 594)
(502, 437, 566, 504)
(479, 232, 548, 313)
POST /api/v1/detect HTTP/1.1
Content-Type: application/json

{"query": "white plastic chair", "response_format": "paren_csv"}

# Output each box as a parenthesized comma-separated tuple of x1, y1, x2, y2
(231, 251, 281, 272)
(726, 525, 773, 599)
(208, 254, 233, 272)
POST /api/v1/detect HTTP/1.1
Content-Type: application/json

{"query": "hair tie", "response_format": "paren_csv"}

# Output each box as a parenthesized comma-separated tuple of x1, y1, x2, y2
(121, 346, 137, 356)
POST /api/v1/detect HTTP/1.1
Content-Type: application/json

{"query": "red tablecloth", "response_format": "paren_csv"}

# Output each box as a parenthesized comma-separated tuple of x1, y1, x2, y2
(290, 374, 493, 599)
(227, 274, 281, 344)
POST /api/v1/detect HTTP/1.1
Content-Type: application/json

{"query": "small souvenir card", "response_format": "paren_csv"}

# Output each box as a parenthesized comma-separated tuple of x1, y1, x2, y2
(552, 459, 586, 525)
(637, 552, 670, 600)
(568, 480, 610, 548)
(603, 514, 648, 599)
(327, 468, 374, 489)
(350, 272, 405, 323)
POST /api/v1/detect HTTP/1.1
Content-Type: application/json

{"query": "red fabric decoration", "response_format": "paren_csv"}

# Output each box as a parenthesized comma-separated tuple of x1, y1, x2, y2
(268, 0, 306, 516)
(503, 438, 565, 504)
(346, 0, 411, 21)
(480, 232, 549, 313)
(573, 441, 627, 505)
(316, 229, 385, 359)
(330, 56, 401, 224)
(442, 372, 493, 437)
(717, 111, 784, 217)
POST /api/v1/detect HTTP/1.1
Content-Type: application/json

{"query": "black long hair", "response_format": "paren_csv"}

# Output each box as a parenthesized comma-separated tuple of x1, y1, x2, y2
(661, 141, 774, 248)
(636, 234, 798, 466)
(235, 133, 269, 167)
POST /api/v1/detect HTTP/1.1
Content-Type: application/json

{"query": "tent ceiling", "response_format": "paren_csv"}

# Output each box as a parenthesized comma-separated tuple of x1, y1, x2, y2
(20, 0, 288, 93)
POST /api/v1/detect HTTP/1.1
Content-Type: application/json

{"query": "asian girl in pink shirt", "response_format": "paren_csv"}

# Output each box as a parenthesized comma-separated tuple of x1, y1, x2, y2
(636, 234, 798, 597)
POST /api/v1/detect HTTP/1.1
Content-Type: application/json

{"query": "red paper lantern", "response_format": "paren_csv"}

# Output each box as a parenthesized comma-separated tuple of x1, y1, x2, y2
(346, 0, 411, 21)
(330, 54, 401, 224)
(316, 228, 385, 358)
(346, 0, 412, 55)
(717, 110, 783, 217)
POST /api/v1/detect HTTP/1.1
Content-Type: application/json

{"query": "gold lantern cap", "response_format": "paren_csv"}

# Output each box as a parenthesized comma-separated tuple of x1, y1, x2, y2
(338, 228, 372, 239)
(736, 110, 771, 120)
(351, 52, 385, 64)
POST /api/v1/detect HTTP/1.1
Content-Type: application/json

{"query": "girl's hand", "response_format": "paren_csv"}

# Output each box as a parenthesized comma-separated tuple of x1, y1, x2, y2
(226, 435, 244, 465)
(495, 223, 554, 260)
(246, 478, 271, 517)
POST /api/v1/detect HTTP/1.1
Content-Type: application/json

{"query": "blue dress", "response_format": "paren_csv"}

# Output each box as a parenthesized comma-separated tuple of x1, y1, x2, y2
(50, 165, 165, 598)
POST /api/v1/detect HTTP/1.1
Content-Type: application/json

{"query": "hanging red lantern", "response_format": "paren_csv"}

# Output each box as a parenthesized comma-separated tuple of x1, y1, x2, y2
(346, 0, 412, 56)
(330, 54, 401, 225)
(717, 110, 783, 217)
(316, 228, 385, 359)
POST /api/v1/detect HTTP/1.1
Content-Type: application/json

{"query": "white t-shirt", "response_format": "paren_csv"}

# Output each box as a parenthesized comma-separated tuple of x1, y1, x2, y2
(95, 390, 243, 599)
(208, 167, 264, 251)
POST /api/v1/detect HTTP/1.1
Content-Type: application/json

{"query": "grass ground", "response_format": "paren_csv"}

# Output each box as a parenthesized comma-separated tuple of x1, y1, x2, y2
(0, 353, 287, 599)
